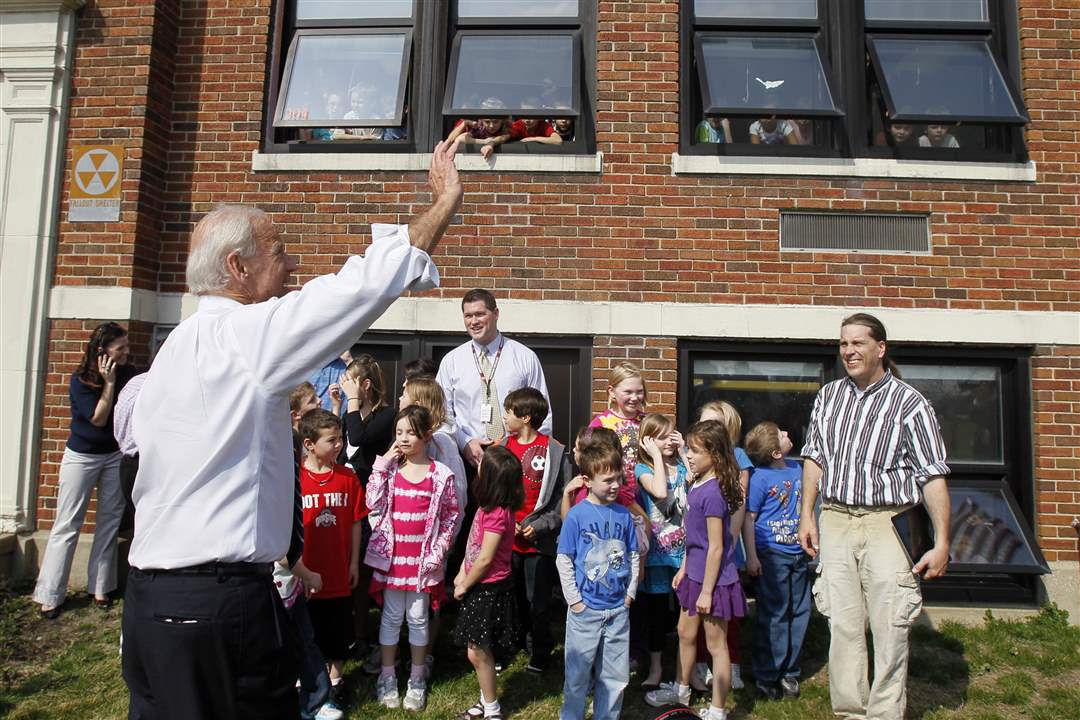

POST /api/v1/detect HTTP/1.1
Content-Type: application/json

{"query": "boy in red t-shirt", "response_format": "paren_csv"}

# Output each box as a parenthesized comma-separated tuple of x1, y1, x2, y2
(509, 116, 563, 145)
(501, 388, 571, 673)
(299, 409, 367, 698)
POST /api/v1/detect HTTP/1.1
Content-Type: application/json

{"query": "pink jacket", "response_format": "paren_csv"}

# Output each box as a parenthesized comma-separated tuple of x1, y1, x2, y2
(364, 455, 460, 591)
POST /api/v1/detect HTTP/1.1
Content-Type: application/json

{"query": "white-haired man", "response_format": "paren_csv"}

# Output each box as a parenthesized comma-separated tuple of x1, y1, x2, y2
(121, 141, 463, 719)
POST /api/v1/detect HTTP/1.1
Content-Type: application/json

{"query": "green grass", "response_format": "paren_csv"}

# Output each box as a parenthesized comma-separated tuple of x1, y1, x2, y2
(2, 584, 1077, 720)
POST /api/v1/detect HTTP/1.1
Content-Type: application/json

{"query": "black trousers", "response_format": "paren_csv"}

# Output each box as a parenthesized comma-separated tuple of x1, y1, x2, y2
(510, 551, 557, 662)
(122, 567, 300, 720)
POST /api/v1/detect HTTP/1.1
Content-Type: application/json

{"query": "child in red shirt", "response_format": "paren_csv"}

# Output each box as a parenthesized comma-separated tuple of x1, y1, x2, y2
(299, 409, 366, 697)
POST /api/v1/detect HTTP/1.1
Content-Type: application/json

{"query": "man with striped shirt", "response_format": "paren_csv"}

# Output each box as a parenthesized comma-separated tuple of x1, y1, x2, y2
(798, 313, 950, 720)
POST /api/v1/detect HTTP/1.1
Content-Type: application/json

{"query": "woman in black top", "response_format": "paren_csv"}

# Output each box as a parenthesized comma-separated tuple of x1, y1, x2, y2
(33, 322, 137, 617)
(340, 353, 395, 485)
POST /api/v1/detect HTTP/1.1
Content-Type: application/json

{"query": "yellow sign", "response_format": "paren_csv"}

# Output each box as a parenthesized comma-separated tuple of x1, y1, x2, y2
(69, 145, 122, 221)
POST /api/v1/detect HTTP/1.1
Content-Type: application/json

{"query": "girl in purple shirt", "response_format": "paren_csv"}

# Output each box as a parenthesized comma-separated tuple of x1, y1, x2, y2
(645, 420, 746, 720)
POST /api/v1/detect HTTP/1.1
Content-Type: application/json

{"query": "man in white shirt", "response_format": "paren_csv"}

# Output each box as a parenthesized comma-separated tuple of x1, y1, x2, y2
(436, 288, 552, 468)
(121, 141, 462, 720)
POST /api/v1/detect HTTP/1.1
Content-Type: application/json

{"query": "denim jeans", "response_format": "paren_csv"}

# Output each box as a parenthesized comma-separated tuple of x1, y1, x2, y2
(289, 594, 330, 720)
(751, 548, 811, 683)
(560, 604, 629, 720)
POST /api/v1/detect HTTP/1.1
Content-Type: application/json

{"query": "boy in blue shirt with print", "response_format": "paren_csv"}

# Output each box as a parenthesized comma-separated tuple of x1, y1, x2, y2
(556, 441, 640, 720)
(743, 421, 810, 701)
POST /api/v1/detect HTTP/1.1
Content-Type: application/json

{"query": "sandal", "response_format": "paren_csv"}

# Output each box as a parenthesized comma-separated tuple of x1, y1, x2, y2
(94, 596, 113, 610)
(456, 702, 485, 719)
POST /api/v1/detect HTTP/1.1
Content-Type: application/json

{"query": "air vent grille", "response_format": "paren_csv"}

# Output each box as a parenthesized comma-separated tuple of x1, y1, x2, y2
(780, 212, 930, 254)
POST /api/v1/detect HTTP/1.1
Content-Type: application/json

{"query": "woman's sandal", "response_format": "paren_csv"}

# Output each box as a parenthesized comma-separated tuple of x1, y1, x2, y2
(456, 703, 485, 720)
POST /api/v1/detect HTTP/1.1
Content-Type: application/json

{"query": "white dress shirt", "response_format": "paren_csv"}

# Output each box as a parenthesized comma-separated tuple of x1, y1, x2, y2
(436, 333, 551, 451)
(113, 372, 147, 457)
(129, 224, 438, 569)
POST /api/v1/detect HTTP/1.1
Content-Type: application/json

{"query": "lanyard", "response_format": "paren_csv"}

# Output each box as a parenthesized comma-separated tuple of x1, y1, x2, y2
(471, 339, 505, 393)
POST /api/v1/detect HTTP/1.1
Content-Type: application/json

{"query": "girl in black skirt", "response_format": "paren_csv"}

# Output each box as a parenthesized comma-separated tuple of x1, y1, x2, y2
(453, 446, 525, 719)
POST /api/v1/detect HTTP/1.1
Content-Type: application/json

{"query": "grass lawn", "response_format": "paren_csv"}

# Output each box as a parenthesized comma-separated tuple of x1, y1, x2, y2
(2, 582, 1077, 720)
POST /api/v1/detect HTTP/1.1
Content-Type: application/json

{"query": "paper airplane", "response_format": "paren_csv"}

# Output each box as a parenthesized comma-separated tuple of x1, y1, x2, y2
(755, 77, 785, 90)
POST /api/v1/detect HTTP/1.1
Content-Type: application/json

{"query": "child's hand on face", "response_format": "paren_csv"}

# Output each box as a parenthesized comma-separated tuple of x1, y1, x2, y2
(641, 435, 663, 459)
(669, 430, 685, 453)
(382, 441, 404, 463)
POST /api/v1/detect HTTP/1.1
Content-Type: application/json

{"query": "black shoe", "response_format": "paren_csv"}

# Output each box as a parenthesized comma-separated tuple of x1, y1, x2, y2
(526, 653, 549, 674)
(39, 606, 62, 620)
(780, 676, 800, 698)
(755, 681, 783, 701)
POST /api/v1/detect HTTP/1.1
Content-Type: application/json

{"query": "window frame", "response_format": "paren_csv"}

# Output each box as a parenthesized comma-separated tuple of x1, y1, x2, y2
(293, 0, 416, 28)
(679, 339, 1040, 604)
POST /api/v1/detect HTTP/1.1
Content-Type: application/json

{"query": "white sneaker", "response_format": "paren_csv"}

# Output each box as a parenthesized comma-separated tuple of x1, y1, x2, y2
(697, 706, 727, 720)
(731, 663, 744, 690)
(403, 678, 427, 711)
(645, 681, 691, 708)
(377, 674, 400, 708)
(690, 662, 712, 692)
(315, 701, 344, 720)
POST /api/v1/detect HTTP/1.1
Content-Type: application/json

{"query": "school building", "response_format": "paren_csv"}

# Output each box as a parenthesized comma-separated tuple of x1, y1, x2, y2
(1, 0, 1077, 620)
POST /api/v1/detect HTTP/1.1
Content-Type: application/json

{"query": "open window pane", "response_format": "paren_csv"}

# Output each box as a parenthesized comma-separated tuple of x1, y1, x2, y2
(868, 37, 1027, 124)
(458, 0, 578, 18)
(275, 33, 410, 127)
(696, 35, 839, 115)
(694, 0, 818, 21)
(296, 0, 413, 21)
(446, 34, 577, 114)
(865, 0, 987, 24)
(898, 364, 1003, 464)
(691, 358, 825, 449)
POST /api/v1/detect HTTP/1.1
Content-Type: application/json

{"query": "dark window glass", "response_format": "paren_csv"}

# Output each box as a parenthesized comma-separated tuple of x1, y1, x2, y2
(947, 482, 1048, 573)
(898, 364, 1003, 464)
(458, 0, 578, 18)
(275, 33, 410, 127)
(864, 0, 987, 24)
(696, 35, 838, 115)
(694, 0, 817, 20)
(296, 0, 413, 21)
(868, 37, 1026, 123)
(690, 358, 825, 450)
(447, 34, 576, 113)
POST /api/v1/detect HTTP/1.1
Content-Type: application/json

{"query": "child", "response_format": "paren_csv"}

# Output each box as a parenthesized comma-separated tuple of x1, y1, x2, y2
(743, 421, 809, 701)
(452, 446, 526, 720)
(919, 123, 960, 148)
(749, 117, 797, 145)
(588, 363, 652, 526)
(696, 400, 754, 690)
(447, 97, 513, 159)
(552, 117, 575, 142)
(501, 387, 570, 673)
(341, 353, 395, 485)
(557, 442, 640, 720)
(634, 413, 689, 688)
(510, 116, 563, 145)
(645, 420, 746, 720)
(366, 405, 460, 711)
(298, 409, 366, 705)
(695, 116, 732, 144)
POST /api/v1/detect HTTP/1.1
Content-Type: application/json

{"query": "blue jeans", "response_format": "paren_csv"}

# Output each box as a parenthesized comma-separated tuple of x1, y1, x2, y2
(752, 548, 811, 683)
(288, 594, 331, 720)
(560, 604, 629, 720)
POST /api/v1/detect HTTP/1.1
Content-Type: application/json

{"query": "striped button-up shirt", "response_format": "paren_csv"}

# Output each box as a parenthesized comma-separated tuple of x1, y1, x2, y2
(801, 371, 950, 507)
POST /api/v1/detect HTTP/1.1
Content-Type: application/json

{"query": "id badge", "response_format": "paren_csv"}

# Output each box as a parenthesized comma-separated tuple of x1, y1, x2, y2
(481, 403, 493, 423)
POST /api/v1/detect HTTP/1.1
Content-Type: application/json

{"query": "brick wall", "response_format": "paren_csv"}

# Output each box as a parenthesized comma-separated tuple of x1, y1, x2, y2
(38, 0, 1079, 562)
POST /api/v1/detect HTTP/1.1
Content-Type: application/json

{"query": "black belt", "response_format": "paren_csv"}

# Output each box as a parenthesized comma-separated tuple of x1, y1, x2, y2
(136, 561, 274, 577)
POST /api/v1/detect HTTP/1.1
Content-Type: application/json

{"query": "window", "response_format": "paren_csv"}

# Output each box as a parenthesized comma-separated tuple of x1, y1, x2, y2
(264, 0, 595, 154)
(680, 341, 1042, 604)
(681, 0, 1029, 162)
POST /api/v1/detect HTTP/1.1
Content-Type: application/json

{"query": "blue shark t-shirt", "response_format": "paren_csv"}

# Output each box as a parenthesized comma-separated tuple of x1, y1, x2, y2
(746, 460, 803, 555)
(558, 500, 638, 610)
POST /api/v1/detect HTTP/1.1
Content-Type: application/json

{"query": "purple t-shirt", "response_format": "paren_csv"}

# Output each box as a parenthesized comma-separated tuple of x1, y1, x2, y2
(684, 479, 738, 587)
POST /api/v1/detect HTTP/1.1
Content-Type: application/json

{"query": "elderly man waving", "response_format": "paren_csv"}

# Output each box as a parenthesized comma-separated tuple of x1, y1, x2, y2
(121, 142, 463, 719)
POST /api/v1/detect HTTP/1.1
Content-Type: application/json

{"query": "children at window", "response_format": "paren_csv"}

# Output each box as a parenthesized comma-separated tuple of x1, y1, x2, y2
(749, 117, 797, 145)
(695, 116, 732, 144)
(447, 97, 513, 159)
(920, 122, 960, 148)
(552, 117, 575, 142)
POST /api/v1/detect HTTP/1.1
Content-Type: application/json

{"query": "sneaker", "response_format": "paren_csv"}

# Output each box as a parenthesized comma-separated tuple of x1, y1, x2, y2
(780, 676, 801, 698)
(645, 682, 691, 708)
(690, 662, 712, 692)
(697, 707, 727, 720)
(377, 674, 400, 709)
(363, 646, 383, 675)
(755, 680, 783, 701)
(403, 678, 427, 711)
(730, 663, 744, 690)
(315, 701, 344, 720)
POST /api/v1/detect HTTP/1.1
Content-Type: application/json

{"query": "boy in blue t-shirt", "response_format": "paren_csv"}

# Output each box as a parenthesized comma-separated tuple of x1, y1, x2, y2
(556, 442, 640, 720)
(743, 421, 810, 701)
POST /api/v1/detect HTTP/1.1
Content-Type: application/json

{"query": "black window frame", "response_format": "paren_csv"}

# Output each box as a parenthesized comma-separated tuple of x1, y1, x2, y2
(679, 339, 1041, 605)
(679, 0, 1029, 163)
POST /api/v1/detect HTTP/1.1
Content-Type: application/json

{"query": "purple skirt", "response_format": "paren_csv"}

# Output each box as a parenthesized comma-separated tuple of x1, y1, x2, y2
(675, 576, 747, 619)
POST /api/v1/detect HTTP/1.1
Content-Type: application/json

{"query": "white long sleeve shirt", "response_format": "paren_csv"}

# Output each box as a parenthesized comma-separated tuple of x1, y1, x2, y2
(436, 334, 551, 452)
(128, 224, 438, 569)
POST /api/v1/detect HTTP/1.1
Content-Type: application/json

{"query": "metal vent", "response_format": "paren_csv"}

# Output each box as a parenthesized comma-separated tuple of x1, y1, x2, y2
(780, 212, 930, 254)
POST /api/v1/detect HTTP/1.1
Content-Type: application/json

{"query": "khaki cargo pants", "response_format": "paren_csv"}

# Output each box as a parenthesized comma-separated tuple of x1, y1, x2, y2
(813, 503, 923, 720)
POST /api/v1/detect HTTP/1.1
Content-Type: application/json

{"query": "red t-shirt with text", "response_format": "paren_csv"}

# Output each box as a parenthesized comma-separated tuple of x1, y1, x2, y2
(300, 463, 366, 598)
(506, 434, 550, 553)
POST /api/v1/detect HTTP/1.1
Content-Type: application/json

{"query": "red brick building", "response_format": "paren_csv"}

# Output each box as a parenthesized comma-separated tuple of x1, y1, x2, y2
(2, 0, 1076, 617)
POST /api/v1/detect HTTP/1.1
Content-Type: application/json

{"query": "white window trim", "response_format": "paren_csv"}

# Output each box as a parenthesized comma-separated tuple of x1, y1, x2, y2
(251, 150, 603, 173)
(672, 153, 1037, 182)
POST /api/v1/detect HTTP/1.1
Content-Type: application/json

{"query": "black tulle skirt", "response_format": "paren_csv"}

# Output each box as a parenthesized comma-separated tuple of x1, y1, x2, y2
(453, 577, 519, 655)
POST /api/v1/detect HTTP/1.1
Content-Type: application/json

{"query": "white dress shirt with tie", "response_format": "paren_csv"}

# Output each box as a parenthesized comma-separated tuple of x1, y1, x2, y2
(128, 224, 438, 569)
(436, 333, 552, 452)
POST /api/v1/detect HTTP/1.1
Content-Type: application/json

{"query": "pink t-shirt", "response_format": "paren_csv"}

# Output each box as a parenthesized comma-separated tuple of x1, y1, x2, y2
(464, 505, 515, 584)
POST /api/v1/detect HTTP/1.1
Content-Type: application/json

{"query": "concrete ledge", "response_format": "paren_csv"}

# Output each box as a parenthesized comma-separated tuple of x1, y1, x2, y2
(252, 150, 604, 174)
(672, 153, 1037, 183)
(11, 530, 130, 592)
